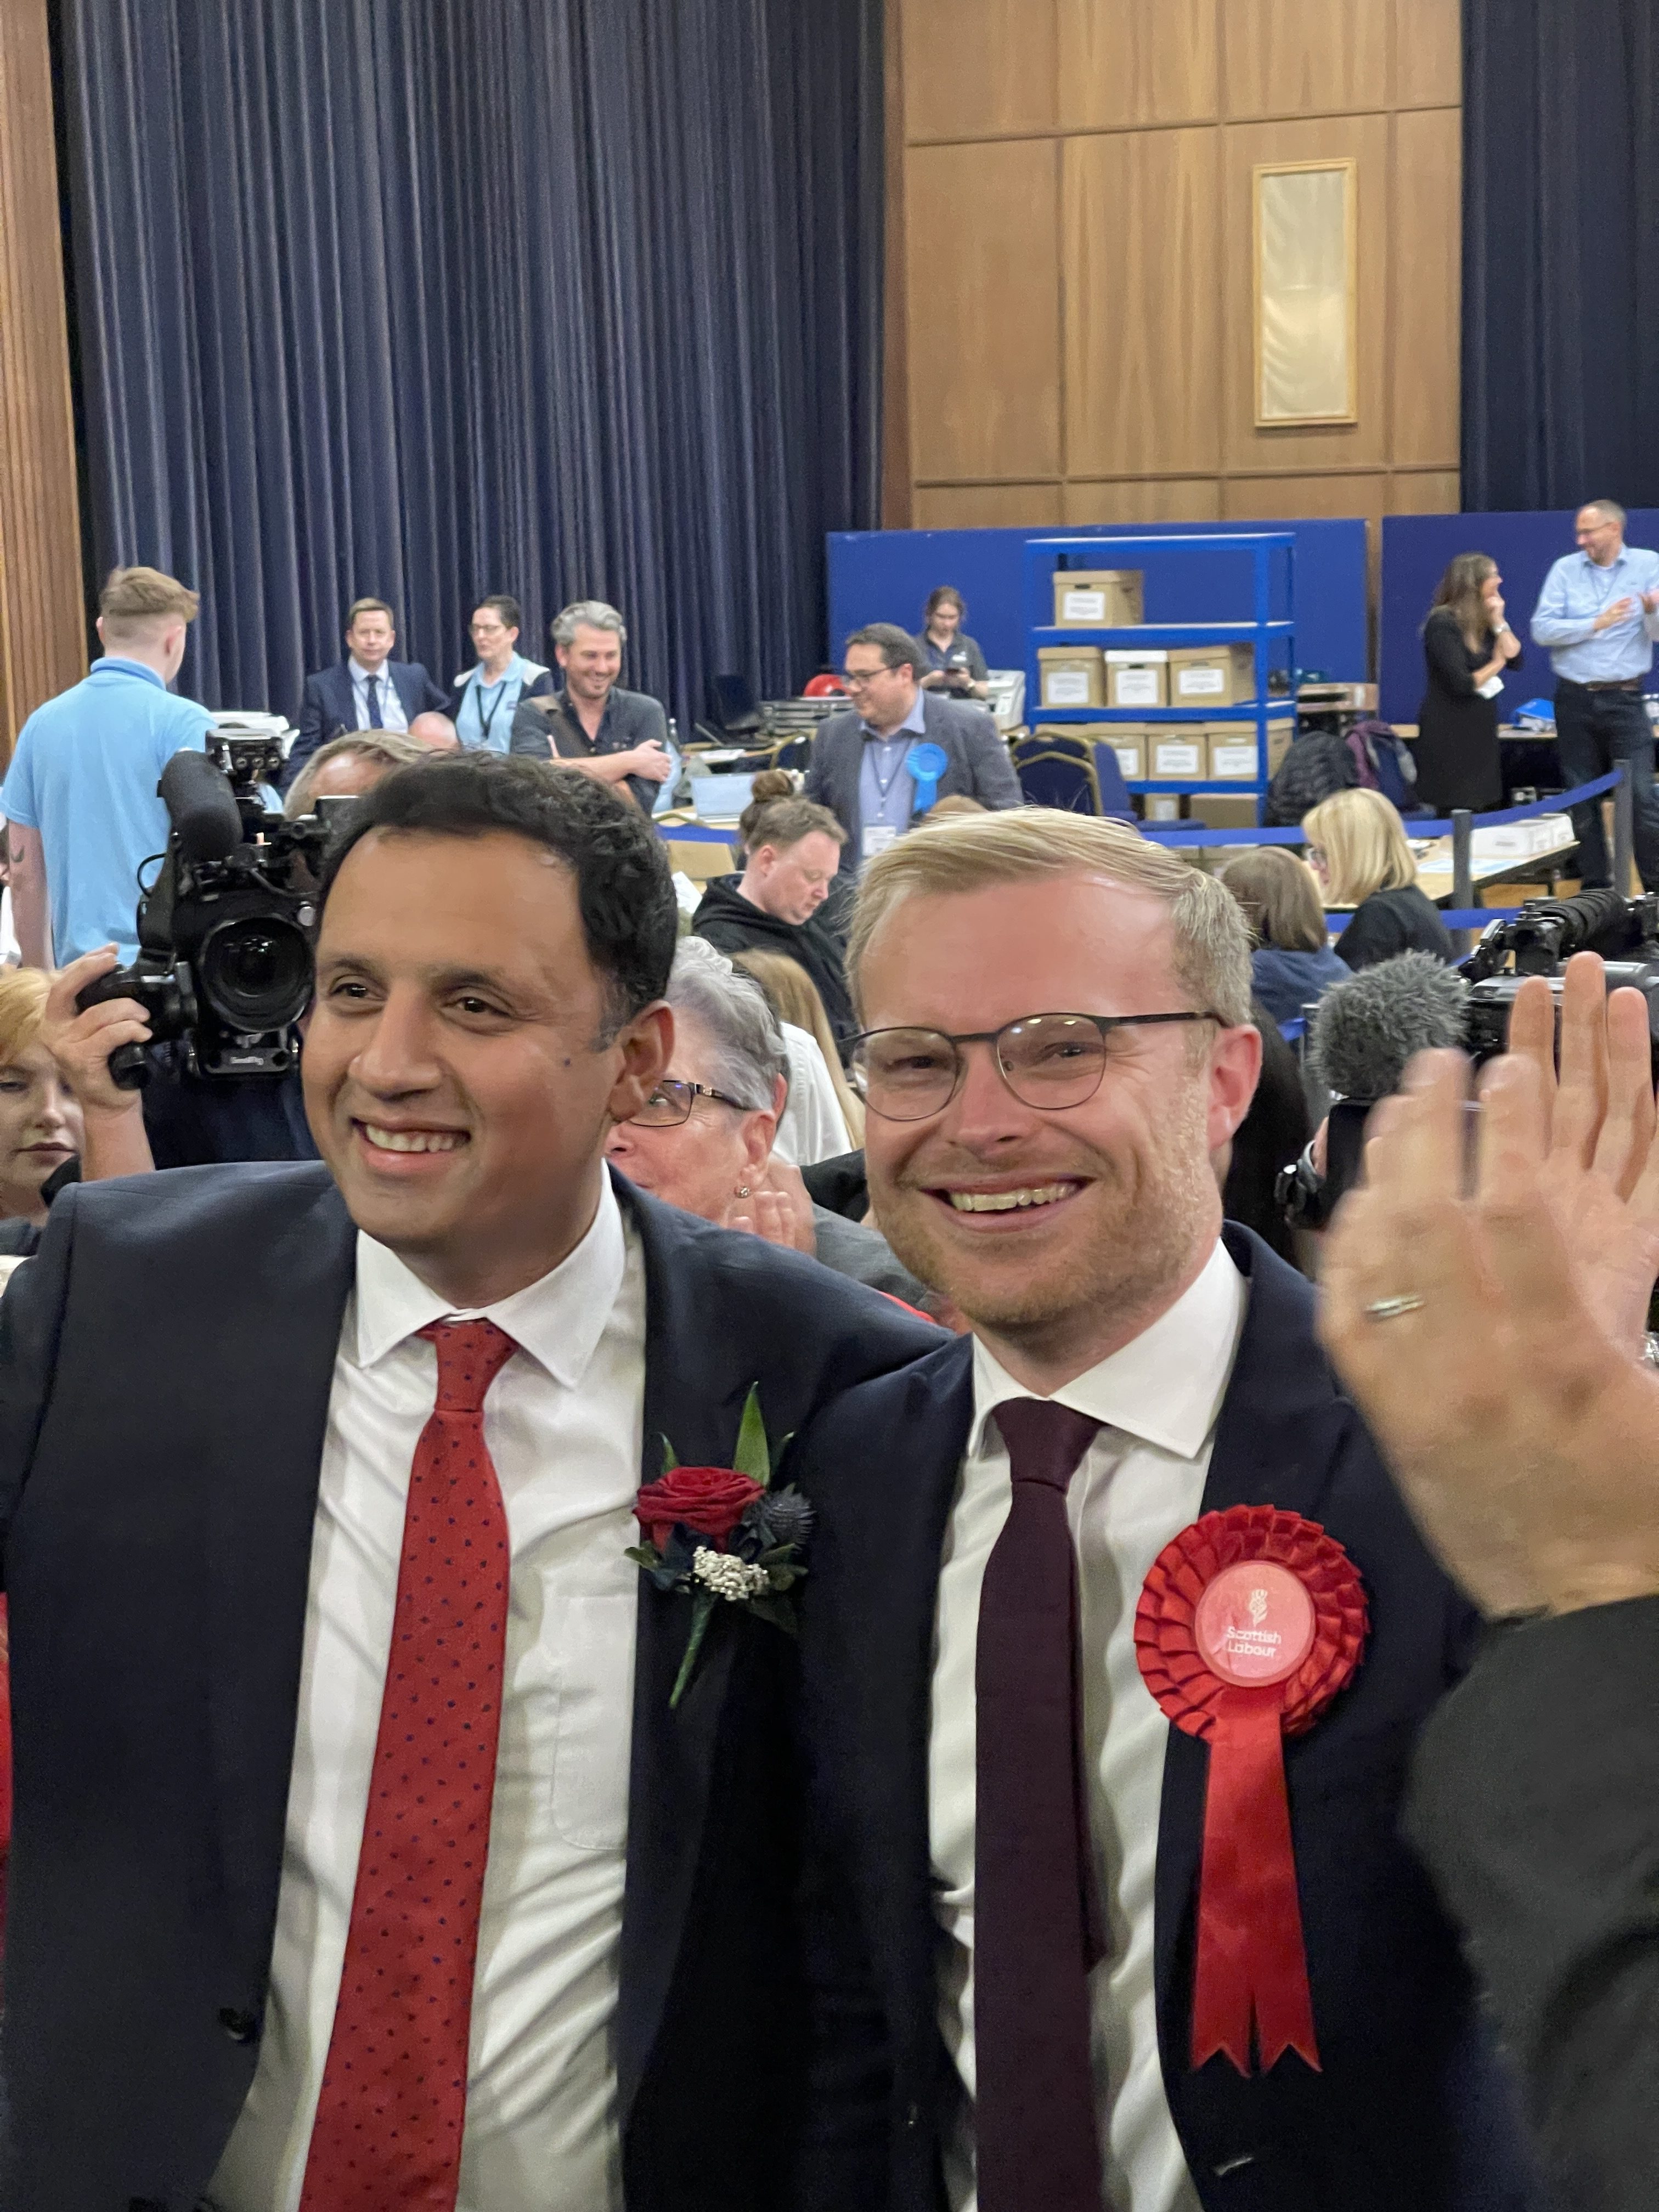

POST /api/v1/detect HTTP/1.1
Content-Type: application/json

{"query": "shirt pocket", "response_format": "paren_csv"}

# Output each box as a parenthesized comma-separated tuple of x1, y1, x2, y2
(549, 1592, 636, 1852)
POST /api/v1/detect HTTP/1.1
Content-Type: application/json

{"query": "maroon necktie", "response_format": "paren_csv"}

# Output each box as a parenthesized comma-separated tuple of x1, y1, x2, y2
(974, 1397, 1106, 2212)
(298, 1319, 518, 2212)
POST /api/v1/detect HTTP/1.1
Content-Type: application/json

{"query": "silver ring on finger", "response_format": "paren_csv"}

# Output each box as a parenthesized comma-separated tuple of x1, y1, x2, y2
(1363, 1294, 1426, 1322)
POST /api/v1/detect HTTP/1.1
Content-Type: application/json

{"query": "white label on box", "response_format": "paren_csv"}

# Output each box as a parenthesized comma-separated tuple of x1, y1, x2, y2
(1153, 741, 1203, 777)
(1115, 667, 1161, 706)
(1113, 746, 1142, 776)
(1060, 588, 1107, 623)
(1212, 743, 1258, 777)
(1177, 665, 1227, 697)
(1146, 795, 1182, 821)
(1045, 668, 1092, 706)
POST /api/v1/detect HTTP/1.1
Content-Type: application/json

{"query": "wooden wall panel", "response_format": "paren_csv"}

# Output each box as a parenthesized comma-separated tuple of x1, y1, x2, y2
(1222, 473, 1388, 522)
(1064, 129, 1222, 478)
(1222, 0, 1390, 119)
(1393, 0, 1462, 109)
(0, 0, 86, 756)
(1063, 479, 1223, 524)
(902, 0, 1057, 141)
(912, 483, 1064, 528)
(1057, 0, 1219, 132)
(906, 139, 1062, 482)
(1221, 114, 1390, 472)
(1389, 105, 1460, 467)
(1386, 470, 1460, 513)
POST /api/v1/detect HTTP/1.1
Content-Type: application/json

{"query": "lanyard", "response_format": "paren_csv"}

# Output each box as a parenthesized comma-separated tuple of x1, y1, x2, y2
(866, 733, 911, 803)
(473, 668, 513, 742)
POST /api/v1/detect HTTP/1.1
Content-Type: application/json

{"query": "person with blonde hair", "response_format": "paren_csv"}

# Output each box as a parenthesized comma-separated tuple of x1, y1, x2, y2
(1302, 786, 1453, 970)
(782, 804, 1533, 2212)
(1, 565, 213, 966)
(730, 948, 865, 1142)
(1217, 845, 1349, 1026)
(1415, 551, 1522, 811)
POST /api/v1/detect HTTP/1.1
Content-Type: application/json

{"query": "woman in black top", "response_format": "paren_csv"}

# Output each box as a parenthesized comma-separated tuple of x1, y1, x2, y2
(1415, 552, 1523, 812)
(1302, 787, 1455, 970)
(916, 586, 990, 700)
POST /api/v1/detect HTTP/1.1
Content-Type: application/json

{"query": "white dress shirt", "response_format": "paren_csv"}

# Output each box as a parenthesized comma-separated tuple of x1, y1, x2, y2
(772, 1022, 852, 1166)
(930, 1239, 1246, 2212)
(348, 654, 409, 731)
(209, 1179, 645, 2212)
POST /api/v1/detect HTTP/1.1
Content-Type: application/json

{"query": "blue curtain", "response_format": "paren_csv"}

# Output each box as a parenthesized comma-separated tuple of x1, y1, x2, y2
(55, 0, 884, 729)
(1462, 0, 1659, 510)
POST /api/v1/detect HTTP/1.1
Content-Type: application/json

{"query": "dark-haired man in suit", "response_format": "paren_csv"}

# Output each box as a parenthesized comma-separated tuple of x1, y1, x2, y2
(788, 809, 1537, 2212)
(0, 755, 937, 2211)
(286, 596, 448, 788)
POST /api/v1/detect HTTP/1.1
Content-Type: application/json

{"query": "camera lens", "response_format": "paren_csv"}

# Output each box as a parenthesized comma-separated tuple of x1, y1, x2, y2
(198, 916, 314, 1031)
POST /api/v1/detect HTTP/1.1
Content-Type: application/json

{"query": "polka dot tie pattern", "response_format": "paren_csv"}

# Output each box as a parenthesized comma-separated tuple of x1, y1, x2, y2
(298, 1318, 518, 2212)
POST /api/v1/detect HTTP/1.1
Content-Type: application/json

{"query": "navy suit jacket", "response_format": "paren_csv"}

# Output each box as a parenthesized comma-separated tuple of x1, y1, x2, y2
(787, 1227, 1539, 2212)
(287, 657, 448, 785)
(0, 1162, 939, 2212)
(804, 691, 1022, 874)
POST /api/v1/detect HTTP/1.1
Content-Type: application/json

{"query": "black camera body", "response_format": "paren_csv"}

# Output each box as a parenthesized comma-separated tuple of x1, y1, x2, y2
(1463, 889, 1659, 1070)
(77, 736, 338, 1090)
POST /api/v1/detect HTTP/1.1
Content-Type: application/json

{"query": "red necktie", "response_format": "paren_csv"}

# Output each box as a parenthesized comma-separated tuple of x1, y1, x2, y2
(298, 1318, 518, 2212)
(974, 1397, 1107, 2212)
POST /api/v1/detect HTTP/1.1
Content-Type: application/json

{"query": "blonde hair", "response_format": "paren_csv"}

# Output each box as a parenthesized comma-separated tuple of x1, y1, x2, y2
(98, 565, 199, 643)
(731, 949, 865, 1143)
(1218, 847, 1328, 953)
(918, 793, 988, 823)
(1301, 787, 1417, 905)
(848, 808, 1252, 1028)
(0, 968, 49, 1064)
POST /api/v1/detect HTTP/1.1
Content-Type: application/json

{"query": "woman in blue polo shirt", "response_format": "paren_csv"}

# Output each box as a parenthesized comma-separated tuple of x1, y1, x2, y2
(452, 594, 554, 749)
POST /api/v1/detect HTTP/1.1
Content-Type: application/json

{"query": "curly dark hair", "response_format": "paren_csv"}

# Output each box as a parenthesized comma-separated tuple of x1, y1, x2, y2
(317, 752, 677, 1036)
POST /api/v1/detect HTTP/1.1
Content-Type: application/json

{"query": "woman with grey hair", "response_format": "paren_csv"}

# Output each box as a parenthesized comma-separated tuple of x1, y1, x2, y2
(605, 939, 929, 1304)
(507, 597, 673, 812)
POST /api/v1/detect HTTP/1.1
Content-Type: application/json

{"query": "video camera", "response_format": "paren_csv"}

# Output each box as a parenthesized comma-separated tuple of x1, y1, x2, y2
(76, 734, 343, 1090)
(1461, 887, 1659, 1068)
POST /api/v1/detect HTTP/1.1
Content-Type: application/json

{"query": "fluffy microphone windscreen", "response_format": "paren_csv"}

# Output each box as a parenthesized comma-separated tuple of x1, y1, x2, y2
(158, 749, 244, 865)
(1309, 951, 1469, 1099)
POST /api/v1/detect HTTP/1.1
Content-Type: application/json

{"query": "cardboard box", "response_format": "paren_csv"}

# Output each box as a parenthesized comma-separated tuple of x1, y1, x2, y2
(1141, 792, 1186, 823)
(1471, 814, 1573, 860)
(1206, 726, 1259, 780)
(1189, 795, 1261, 830)
(1105, 648, 1168, 710)
(1169, 644, 1257, 706)
(1029, 721, 1146, 782)
(1267, 716, 1294, 775)
(1052, 568, 1144, 628)
(1148, 732, 1205, 780)
(1037, 646, 1105, 709)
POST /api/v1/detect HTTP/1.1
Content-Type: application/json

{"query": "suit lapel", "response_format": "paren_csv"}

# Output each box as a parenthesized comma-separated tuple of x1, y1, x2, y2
(614, 1181, 765, 2120)
(204, 1172, 356, 1979)
(1153, 1229, 1358, 2037)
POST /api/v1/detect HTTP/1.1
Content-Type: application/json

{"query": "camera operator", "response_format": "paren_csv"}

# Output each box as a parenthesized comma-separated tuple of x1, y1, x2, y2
(1319, 953, 1659, 2209)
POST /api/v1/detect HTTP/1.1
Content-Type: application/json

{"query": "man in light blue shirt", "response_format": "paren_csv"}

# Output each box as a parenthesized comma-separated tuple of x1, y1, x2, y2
(1530, 499, 1659, 888)
(2, 565, 213, 966)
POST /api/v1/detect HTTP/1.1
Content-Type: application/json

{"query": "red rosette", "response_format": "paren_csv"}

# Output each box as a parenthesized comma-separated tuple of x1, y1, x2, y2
(1134, 1504, 1368, 2076)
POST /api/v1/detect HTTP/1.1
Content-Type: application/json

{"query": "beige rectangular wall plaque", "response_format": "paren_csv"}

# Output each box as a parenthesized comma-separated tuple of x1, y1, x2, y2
(1252, 159, 1357, 426)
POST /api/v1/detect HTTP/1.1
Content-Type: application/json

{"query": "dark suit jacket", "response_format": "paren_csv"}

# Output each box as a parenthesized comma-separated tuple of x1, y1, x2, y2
(787, 1227, 1539, 2212)
(1407, 1598, 1659, 2210)
(287, 658, 449, 784)
(804, 691, 1022, 874)
(0, 1161, 939, 2212)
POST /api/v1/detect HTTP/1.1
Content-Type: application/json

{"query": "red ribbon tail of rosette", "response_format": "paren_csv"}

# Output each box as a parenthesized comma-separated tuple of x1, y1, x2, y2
(1191, 1684, 1319, 2073)
(1135, 1504, 1369, 2080)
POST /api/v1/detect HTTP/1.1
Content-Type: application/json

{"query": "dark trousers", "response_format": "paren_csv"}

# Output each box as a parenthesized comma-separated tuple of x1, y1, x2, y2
(1553, 679, 1659, 889)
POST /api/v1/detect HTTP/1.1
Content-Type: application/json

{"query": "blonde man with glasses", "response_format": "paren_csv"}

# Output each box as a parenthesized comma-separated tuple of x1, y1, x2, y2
(785, 810, 1539, 2212)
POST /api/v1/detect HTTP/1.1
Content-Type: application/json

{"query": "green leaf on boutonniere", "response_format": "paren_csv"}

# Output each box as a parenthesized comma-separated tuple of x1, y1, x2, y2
(661, 1436, 679, 1476)
(732, 1384, 771, 1488)
(746, 1594, 800, 1636)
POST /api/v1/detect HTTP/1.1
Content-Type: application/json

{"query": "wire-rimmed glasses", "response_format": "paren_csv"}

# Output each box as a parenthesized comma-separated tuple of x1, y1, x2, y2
(850, 1009, 1220, 1121)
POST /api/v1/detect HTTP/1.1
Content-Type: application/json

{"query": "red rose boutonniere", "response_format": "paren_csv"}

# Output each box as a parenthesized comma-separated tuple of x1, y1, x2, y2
(628, 1385, 814, 1708)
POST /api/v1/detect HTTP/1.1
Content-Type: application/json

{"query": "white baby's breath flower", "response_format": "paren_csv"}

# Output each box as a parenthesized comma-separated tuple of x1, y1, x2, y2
(691, 1547, 769, 1602)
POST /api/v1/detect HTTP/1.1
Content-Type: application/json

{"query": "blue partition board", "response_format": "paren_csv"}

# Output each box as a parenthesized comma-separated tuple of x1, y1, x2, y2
(1380, 509, 1659, 723)
(827, 518, 1367, 683)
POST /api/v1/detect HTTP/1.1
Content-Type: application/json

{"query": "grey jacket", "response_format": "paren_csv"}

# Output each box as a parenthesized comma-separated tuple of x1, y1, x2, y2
(804, 690, 1021, 873)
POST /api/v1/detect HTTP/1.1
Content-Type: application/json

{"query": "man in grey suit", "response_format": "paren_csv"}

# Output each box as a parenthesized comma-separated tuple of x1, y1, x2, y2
(805, 622, 1020, 873)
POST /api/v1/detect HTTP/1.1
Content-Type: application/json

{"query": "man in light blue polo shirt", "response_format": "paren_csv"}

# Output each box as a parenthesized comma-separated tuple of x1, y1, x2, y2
(1531, 498, 1659, 889)
(2, 565, 212, 964)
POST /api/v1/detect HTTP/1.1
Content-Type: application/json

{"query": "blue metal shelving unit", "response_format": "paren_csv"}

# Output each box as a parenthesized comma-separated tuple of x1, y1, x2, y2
(1022, 534, 1296, 821)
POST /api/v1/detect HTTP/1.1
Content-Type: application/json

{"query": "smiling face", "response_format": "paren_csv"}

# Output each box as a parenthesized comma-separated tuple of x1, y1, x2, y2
(858, 872, 1260, 1387)
(557, 622, 623, 707)
(1576, 505, 1624, 566)
(0, 1041, 83, 1224)
(303, 827, 669, 1306)
(603, 1009, 775, 1223)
